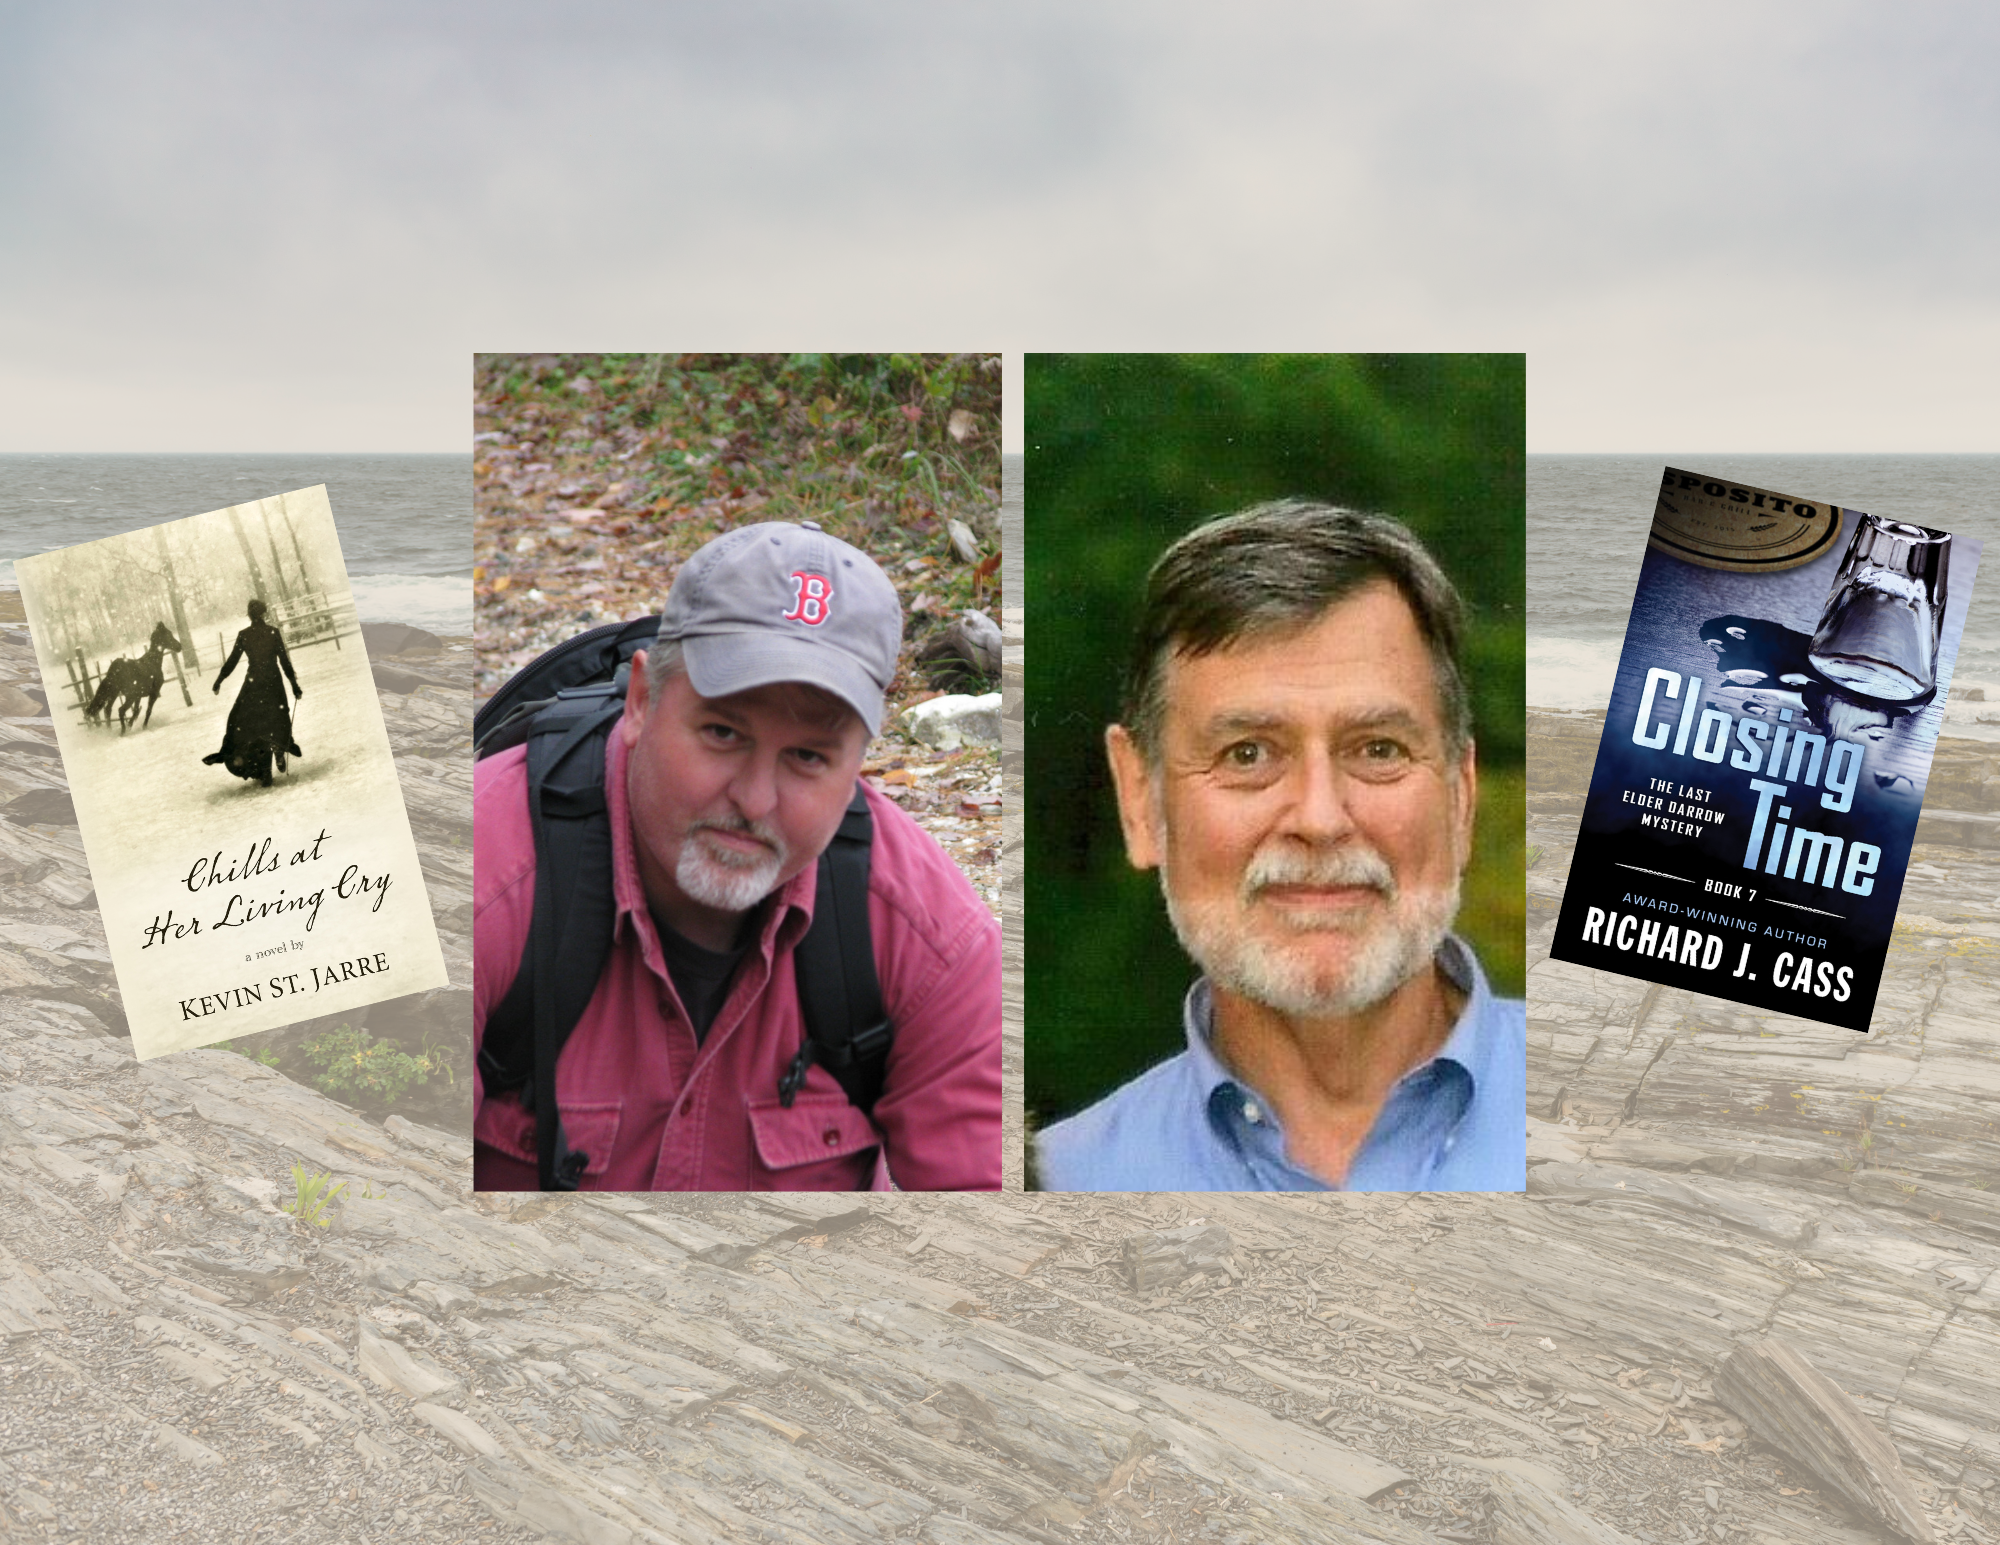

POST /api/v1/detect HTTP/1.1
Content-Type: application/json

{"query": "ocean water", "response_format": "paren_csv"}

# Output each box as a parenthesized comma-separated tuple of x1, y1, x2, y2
(1530, 455, 2000, 742)
(1, 454, 472, 636)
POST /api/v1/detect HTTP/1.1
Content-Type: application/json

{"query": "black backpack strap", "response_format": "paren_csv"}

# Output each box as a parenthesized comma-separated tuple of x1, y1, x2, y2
(778, 786, 893, 1118)
(479, 685, 624, 1190)
(473, 614, 660, 760)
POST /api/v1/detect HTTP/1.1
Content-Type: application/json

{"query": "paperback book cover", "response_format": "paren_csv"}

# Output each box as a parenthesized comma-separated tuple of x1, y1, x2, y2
(1550, 467, 1980, 1032)
(15, 485, 447, 1059)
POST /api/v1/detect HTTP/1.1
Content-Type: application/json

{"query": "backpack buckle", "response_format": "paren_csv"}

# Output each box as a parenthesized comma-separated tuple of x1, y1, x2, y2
(777, 1045, 815, 1108)
(849, 1019, 893, 1061)
(812, 1019, 892, 1070)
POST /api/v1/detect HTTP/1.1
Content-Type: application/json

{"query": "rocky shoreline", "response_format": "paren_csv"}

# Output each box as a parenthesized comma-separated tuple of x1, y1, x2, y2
(0, 597, 1995, 1541)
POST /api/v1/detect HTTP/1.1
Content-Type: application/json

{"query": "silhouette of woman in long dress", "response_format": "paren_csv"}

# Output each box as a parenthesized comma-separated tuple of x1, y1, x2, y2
(202, 598, 303, 787)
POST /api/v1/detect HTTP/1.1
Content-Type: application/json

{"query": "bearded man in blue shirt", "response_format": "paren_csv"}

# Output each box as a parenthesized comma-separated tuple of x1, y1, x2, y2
(1036, 502, 1526, 1192)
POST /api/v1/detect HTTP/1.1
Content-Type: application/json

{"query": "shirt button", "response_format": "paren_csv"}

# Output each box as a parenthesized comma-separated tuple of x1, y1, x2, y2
(822, 1128, 841, 1147)
(1242, 1101, 1263, 1125)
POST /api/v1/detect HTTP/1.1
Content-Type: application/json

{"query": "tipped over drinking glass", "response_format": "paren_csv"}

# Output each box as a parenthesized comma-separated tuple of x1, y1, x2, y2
(1807, 513, 1950, 706)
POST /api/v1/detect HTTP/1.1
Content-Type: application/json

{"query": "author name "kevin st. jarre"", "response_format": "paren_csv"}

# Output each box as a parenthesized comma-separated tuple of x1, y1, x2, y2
(177, 951, 393, 1021)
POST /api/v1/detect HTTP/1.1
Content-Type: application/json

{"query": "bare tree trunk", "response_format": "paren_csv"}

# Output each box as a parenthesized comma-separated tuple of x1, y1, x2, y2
(226, 505, 269, 608)
(260, 500, 292, 604)
(152, 524, 201, 682)
(279, 494, 313, 593)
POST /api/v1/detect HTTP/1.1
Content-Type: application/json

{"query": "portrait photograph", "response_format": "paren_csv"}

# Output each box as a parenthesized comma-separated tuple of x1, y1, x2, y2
(1025, 353, 1525, 1191)
(471, 353, 1005, 1191)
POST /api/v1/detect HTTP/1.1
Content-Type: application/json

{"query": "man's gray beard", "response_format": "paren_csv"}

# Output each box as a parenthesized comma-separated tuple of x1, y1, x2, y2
(1160, 842, 1459, 1018)
(676, 816, 789, 914)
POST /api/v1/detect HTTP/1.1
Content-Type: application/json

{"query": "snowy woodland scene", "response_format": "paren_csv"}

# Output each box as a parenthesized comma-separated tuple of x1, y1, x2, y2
(18, 486, 389, 841)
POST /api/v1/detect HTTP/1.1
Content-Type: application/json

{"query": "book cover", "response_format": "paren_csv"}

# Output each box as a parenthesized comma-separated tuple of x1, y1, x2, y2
(14, 485, 448, 1059)
(1549, 467, 1981, 1032)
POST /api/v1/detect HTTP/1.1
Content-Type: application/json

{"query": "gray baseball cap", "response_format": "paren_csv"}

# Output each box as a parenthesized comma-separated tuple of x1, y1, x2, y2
(657, 521, 903, 736)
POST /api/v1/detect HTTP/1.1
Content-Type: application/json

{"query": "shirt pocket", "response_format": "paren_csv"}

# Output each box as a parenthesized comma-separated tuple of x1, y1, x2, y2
(474, 1095, 623, 1182)
(746, 1094, 881, 1189)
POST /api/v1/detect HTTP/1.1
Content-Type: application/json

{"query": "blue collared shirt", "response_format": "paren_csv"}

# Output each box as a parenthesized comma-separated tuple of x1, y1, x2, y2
(1036, 935, 1525, 1192)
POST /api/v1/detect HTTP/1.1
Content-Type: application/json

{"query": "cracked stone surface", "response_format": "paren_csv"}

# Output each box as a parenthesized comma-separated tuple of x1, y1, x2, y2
(1, 556, 1998, 1544)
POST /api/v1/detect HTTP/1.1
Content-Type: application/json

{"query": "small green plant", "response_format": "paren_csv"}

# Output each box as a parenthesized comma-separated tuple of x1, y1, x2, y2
(283, 1164, 347, 1229)
(221, 1038, 281, 1068)
(300, 1023, 446, 1105)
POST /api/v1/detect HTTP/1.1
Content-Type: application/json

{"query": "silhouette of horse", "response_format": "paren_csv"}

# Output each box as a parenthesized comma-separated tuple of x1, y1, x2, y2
(86, 621, 181, 733)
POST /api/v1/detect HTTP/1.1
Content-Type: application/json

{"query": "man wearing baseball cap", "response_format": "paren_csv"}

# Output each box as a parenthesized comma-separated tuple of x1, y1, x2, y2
(472, 522, 1001, 1189)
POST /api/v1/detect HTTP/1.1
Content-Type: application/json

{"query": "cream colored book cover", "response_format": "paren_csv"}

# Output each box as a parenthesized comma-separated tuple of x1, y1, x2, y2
(14, 484, 447, 1058)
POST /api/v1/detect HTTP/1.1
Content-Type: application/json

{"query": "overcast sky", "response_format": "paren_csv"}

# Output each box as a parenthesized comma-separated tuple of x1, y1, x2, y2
(3, 1, 1996, 453)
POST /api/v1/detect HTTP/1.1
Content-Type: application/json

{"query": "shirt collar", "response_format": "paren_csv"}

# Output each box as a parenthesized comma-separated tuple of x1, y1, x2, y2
(1180, 932, 1499, 1110)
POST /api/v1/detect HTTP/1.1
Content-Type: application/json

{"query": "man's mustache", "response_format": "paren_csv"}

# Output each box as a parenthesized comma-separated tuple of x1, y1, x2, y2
(1240, 844, 1396, 902)
(690, 814, 786, 861)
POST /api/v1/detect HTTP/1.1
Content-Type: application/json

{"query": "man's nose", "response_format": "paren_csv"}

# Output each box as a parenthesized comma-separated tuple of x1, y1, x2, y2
(727, 751, 781, 822)
(1279, 746, 1357, 843)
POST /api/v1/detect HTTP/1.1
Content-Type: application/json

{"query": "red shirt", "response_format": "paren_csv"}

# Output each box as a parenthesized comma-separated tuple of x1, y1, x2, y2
(473, 728, 1001, 1190)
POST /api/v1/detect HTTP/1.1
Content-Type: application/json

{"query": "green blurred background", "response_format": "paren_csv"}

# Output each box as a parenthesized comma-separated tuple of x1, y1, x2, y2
(1025, 353, 1525, 1135)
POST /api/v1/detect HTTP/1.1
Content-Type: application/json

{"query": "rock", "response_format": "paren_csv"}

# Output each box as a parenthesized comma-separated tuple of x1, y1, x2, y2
(371, 661, 427, 694)
(1527, 1161, 1818, 1245)
(382, 1111, 461, 1157)
(410, 1279, 477, 1314)
(1526, 1116, 1588, 1165)
(153, 1246, 309, 1300)
(45, 1265, 132, 1310)
(152, 1422, 224, 1467)
(219, 1175, 281, 1209)
(1488, 1467, 1645, 1544)
(153, 1344, 235, 1391)
(360, 621, 445, 656)
(3, 788, 76, 826)
(411, 1401, 502, 1457)
(263, 1414, 321, 1450)
(1849, 1168, 2000, 1238)
(1122, 1223, 1234, 1292)
(0, 683, 42, 716)
(900, 692, 1002, 750)
(947, 518, 982, 564)
(1715, 1335, 1935, 1543)
(465, 1461, 636, 1545)
(357, 1318, 463, 1400)
(916, 610, 1002, 689)
(14, 1486, 57, 1520)
(364, 985, 472, 1054)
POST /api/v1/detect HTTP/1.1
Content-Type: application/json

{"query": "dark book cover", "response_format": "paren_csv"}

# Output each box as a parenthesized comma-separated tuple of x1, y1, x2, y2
(1549, 467, 1980, 1031)
(15, 486, 447, 1058)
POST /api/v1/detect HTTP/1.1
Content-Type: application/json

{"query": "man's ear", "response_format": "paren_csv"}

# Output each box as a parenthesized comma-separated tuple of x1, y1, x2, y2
(1452, 738, 1478, 876)
(1105, 724, 1163, 872)
(621, 649, 649, 747)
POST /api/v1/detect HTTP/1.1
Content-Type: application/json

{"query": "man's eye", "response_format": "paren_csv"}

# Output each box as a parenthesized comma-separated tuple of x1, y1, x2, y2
(1223, 741, 1266, 768)
(791, 748, 828, 770)
(1353, 738, 1413, 771)
(702, 723, 741, 744)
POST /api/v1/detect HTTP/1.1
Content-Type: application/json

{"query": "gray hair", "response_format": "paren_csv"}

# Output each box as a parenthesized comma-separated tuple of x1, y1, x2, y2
(642, 632, 685, 700)
(1121, 500, 1472, 763)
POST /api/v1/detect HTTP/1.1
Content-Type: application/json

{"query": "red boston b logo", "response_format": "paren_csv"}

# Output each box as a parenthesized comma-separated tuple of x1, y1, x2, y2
(782, 572, 834, 626)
